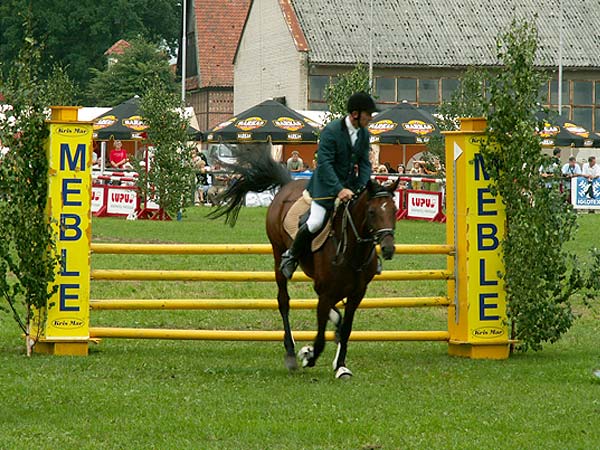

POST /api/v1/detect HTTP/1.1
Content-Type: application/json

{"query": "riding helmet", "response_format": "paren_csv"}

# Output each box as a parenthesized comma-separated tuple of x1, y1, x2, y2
(347, 92, 377, 114)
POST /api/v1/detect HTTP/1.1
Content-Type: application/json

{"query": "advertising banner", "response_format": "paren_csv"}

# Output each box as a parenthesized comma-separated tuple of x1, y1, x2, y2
(406, 190, 442, 220)
(464, 139, 507, 343)
(106, 188, 138, 215)
(44, 121, 92, 341)
(571, 178, 600, 209)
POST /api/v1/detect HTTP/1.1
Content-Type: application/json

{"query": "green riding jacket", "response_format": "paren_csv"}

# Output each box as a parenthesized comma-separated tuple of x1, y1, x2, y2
(306, 117, 372, 209)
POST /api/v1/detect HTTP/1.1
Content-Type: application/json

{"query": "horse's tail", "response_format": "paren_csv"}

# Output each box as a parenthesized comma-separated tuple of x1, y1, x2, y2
(208, 143, 292, 226)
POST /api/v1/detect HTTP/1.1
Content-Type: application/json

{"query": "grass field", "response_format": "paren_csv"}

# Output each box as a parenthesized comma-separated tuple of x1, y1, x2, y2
(1, 207, 599, 449)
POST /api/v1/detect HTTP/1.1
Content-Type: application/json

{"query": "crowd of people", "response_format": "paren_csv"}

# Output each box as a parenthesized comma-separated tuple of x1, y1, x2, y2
(541, 148, 600, 204)
(95, 132, 596, 211)
(373, 157, 444, 191)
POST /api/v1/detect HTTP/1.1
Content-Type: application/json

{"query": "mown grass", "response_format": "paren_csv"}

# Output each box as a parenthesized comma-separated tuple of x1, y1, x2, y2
(1, 207, 599, 449)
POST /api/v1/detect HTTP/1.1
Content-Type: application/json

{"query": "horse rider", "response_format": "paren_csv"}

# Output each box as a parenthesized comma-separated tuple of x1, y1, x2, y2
(279, 92, 376, 279)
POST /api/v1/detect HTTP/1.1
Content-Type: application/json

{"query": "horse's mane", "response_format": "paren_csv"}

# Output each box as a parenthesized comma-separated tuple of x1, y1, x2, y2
(208, 143, 292, 226)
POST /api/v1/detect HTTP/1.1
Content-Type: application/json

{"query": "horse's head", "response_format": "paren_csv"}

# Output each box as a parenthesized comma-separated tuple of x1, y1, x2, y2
(365, 178, 399, 260)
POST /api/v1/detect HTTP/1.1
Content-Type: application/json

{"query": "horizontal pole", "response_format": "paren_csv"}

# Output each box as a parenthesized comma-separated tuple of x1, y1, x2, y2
(89, 327, 450, 342)
(90, 296, 450, 310)
(90, 243, 454, 255)
(91, 269, 454, 282)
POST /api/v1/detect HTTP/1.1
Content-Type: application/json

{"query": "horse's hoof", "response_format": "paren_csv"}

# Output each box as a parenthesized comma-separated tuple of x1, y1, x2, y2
(285, 354, 298, 371)
(298, 345, 314, 368)
(593, 368, 600, 380)
(335, 366, 353, 379)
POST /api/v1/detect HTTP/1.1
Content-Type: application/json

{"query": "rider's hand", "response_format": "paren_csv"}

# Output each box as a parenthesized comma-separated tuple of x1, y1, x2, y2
(337, 188, 354, 202)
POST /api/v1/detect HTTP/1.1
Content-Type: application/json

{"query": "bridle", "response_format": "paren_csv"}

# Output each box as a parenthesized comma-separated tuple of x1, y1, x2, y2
(333, 189, 395, 269)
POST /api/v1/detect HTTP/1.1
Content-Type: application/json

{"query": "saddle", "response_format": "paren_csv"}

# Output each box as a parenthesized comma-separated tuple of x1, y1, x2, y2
(283, 190, 333, 252)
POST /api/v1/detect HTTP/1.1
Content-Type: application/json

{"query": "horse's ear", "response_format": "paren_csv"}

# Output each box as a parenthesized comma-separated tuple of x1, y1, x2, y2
(388, 177, 400, 192)
(366, 178, 378, 195)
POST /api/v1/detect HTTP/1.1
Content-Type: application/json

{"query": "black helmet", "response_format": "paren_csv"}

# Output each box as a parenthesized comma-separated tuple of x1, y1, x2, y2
(347, 92, 377, 114)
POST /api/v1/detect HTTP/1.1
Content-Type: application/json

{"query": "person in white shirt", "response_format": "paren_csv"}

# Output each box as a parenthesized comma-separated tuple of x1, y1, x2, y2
(582, 156, 600, 179)
(561, 156, 581, 201)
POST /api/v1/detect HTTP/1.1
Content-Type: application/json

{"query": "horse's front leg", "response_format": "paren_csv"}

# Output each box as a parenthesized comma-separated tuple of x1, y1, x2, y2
(332, 292, 364, 379)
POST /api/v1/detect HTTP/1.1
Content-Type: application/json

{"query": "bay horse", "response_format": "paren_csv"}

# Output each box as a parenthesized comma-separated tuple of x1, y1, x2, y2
(210, 146, 398, 378)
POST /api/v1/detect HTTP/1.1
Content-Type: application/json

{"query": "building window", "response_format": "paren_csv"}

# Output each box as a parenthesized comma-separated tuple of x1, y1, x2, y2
(375, 77, 395, 103)
(442, 79, 460, 102)
(419, 79, 439, 104)
(573, 107, 593, 131)
(550, 79, 569, 105)
(596, 81, 600, 105)
(309, 75, 329, 102)
(573, 81, 593, 105)
(397, 78, 416, 102)
(538, 81, 549, 104)
(595, 108, 600, 132)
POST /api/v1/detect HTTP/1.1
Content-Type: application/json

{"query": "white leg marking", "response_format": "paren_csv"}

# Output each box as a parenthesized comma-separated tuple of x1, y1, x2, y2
(298, 345, 314, 368)
(328, 308, 341, 326)
(332, 343, 342, 370)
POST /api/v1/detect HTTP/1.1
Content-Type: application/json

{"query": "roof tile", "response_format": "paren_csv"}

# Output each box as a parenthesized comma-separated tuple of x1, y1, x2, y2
(194, 0, 251, 87)
(290, 0, 600, 68)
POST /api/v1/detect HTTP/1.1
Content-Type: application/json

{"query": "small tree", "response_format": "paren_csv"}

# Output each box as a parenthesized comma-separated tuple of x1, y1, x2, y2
(136, 81, 195, 219)
(87, 38, 176, 106)
(481, 20, 594, 350)
(0, 33, 76, 354)
(427, 67, 489, 164)
(324, 63, 371, 123)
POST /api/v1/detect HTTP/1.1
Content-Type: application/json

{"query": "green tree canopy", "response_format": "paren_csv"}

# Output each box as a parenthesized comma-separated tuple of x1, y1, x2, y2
(87, 38, 177, 106)
(324, 63, 371, 123)
(0, 0, 181, 100)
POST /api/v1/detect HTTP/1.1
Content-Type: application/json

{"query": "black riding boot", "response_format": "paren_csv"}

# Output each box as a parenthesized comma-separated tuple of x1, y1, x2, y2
(280, 224, 314, 279)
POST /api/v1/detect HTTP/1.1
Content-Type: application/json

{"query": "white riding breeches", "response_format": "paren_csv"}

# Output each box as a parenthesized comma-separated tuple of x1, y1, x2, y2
(306, 201, 327, 233)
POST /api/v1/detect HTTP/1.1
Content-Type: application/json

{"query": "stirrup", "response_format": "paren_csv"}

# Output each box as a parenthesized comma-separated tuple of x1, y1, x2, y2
(280, 249, 299, 280)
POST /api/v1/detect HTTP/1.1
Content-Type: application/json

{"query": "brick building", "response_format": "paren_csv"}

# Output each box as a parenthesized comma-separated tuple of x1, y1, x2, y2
(180, 0, 251, 131)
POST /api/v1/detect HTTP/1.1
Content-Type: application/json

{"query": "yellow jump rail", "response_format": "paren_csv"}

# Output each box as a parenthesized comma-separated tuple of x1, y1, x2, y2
(90, 296, 451, 310)
(91, 243, 455, 255)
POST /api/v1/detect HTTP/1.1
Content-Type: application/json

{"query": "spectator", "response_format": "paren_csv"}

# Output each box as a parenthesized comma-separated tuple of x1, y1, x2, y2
(410, 160, 423, 190)
(195, 159, 211, 205)
(206, 162, 230, 206)
(582, 155, 600, 180)
(109, 140, 132, 170)
(582, 156, 600, 204)
(397, 164, 406, 174)
(92, 150, 100, 169)
(286, 151, 304, 172)
(377, 164, 387, 174)
(539, 147, 561, 189)
(561, 156, 581, 202)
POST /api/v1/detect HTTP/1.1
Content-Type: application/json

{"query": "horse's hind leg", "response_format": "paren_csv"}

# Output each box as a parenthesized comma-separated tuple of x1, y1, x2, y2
(275, 269, 297, 371)
(299, 297, 332, 368)
(329, 305, 342, 343)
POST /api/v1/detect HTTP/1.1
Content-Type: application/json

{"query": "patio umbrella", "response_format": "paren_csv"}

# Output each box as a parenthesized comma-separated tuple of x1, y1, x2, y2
(368, 102, 440, 144)
(205, 99, 320, 143)
(93, 96, 202, 141)
(535, 111, 600, 147)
